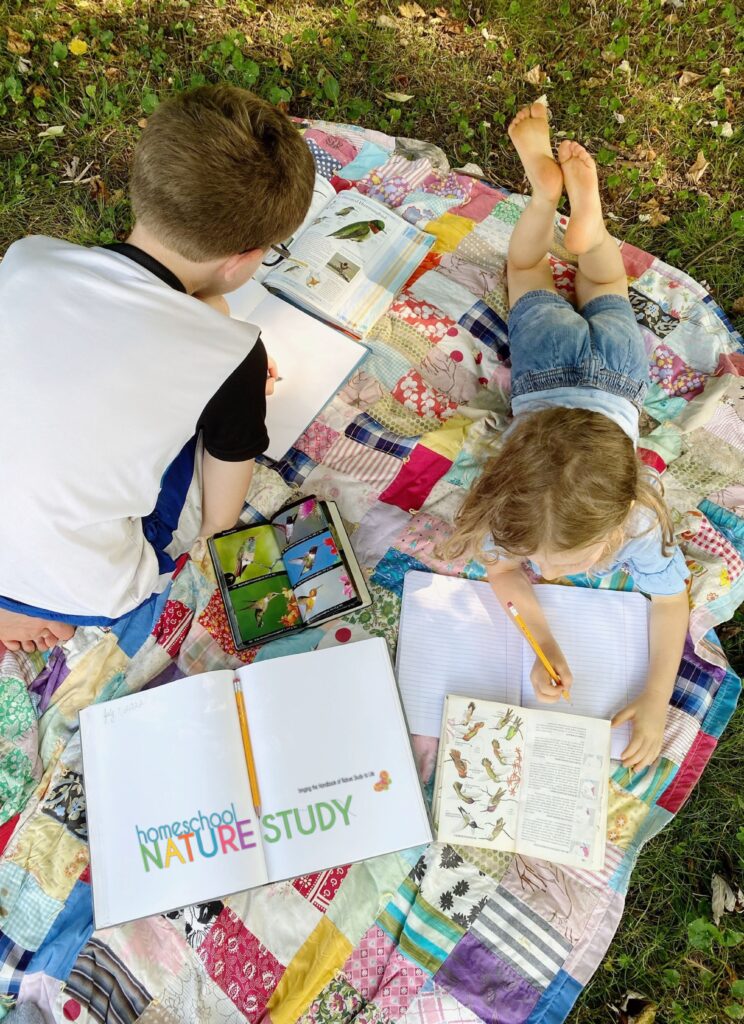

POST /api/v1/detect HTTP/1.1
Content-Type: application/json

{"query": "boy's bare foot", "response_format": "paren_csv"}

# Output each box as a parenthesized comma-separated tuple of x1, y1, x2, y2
(507, 103, 563, 205)
(558, 140, 606, 253)
(0, 609, 75, 654)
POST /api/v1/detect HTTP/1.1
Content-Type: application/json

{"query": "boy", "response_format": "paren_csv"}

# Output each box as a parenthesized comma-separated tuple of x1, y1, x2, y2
(0, 85, 315, 653)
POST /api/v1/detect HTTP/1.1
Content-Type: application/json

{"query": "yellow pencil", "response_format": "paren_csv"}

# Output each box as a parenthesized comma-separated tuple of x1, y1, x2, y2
(233, 679, 262, 817)
(506, 601, 569, 701)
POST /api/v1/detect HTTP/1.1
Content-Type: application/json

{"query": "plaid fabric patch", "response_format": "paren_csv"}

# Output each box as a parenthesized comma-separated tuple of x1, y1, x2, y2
(345, 412, 417, 459)
(0, 929, 33, 997)
(377, 874, 464, 974)
(458, 301, 510, 363)
(670, 658, 719, 722)
(260, 448, 318, 486)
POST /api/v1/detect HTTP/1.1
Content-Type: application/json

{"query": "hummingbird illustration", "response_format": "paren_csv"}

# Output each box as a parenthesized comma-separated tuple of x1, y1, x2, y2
(296, 586, 323, 615)
(491, 738, 508, 765)
(328, 219, 385, 242)
(461, 701, 476, 725)
(481, 757, 502, 783)
(449, 749, 469, 779)
(485, 787, 507, 813)
(334, 206, 355, 217)
(463, 721, 485, 742)
(458, 805, 480, 831)
(495, 707, 514, 731)
(287, 545, 318, 577)
(453, 781, 475, 804)
(487, 817, 512, 842)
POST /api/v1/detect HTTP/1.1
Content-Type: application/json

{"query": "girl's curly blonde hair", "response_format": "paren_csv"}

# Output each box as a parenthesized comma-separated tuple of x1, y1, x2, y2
(443, 407, 674, 564)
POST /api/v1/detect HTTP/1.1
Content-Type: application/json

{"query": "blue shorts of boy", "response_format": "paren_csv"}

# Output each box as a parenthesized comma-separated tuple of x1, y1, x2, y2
(508, 290, 647, 443)
(500, 289, 689, 596)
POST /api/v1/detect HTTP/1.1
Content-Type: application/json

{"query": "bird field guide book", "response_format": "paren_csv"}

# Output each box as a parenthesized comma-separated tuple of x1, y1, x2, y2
(252, 174, 434, 338)
(433, 694, 610, 870)
(80, 638, 433, 928)
(397, 572, 650, 760)
(208, 495, 371, 650)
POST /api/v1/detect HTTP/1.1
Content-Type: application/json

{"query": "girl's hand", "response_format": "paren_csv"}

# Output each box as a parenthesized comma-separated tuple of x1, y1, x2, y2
(612, 689, 668, 770)
(529, 643, 573, 703)
(265, 355, 279, 396)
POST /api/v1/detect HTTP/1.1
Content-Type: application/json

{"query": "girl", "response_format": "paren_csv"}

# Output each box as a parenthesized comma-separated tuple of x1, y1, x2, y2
(450, 104, 690, 771)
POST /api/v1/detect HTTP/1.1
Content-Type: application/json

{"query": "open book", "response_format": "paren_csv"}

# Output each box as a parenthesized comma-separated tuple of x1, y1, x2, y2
(209, 496, 371, 650)
(80, 639, 432, 928)
(434, 695, 610, 870)
(397, 572, 650, 759)
(254, 175, 434, 337)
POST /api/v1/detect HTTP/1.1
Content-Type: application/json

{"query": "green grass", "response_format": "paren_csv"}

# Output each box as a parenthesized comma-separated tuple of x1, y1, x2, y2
(1, 0, 743, 1018)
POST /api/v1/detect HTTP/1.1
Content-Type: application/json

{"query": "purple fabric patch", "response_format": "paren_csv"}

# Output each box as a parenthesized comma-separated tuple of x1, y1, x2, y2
(435, 932, 540, 1024)
(29, 647, 69, 713)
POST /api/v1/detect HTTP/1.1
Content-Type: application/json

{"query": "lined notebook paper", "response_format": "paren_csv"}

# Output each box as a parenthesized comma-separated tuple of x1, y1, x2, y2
(396, 572, 650, 759)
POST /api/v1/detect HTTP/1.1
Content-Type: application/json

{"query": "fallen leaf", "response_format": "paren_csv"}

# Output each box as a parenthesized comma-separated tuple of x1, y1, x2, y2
(376, 14, 398, 28)
(279, 49, 293, 70)
(17, 56, 31, 74)
(613, 111, 626, 124)
(88, 176, 109, 202)
(733, 297, 744, 315)
(137, 117, 148, 129)
(678, 70, 702, 87)
(618, 991, 657, 1024)
(6, 28, 30, 55)
(634, 145, 657, 161)
(434, 6, 450, 16)
(481, 26, 490, 39)
(37, 124, 65, 139)
(720, 121, 734, 138)
(618, 59, 631, 75)
(524, 65, 546, 87)
(383, 91, 414, 102)
(398, 2, 426, 17)
(686, 149, 709, 184)
(69, 37, 88, 56)
(638, 198, 669, 227)
(712, 873, 738, 926)
(28, 83, 51, 100)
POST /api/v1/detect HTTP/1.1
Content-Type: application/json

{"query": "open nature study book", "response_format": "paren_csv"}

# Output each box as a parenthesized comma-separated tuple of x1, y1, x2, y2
(252, 174, 434, 337)
(397, 572, 650, 759)
(209, 495, 371, 650)
(434, 695, 610, 870)
(80, 639, 432, 928)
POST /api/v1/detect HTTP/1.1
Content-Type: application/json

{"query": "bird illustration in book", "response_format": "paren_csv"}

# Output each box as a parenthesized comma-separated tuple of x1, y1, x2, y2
(453, 781, 475, 804)
(463, 721, 485, 742)
(238, 591, 283, 627)
(232, 536, 275, 581)
(458, 805, 480, 832)
(485, 787, 507, 813)
(450, 750, 468, 778)
(481, 757, 502, 783)
(328, 219, 385, 242)
(487, 817, 512, 842)
(296, 586, 323, 615)
(287, 545, 318, 577)
(461, 701, 476, 725)
(491, 738, 508, 765)
(274, 513, 298, 542)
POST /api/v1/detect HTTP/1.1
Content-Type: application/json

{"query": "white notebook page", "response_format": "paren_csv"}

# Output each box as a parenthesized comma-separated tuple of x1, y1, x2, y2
(396, 573, 523, 736)
(396, 571, 649, 759)
(239, 638, 432, 882)
(521, 586, 649, 757)
(227, 279, 364, 460)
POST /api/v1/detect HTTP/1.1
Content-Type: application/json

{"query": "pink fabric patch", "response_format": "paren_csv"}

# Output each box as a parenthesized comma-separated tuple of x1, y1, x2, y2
(294, 420, 341, 462)
(392, 370, 458, 422)
(304, 128, 359, 165)
(638, 447, 667, 473)
(620, 241, 656, 279)
(199, 589, 257, 664)
(650, 344, 706, 399)
(200, 906, 285, 1020)
(716, 352, 744, 377)
(657, 730, 717, 814)
(549, 256, 577, 301)
(292, 865, 351, 913)
(390, 292, 458, 343)
(63, 1001, 81, 1021)
(449, 185, 505, 222)
(152, 598, 193, 657)
(380, 445, 453, 513)
(342, 924, 425, 1013)
(679, 513, 744, 579)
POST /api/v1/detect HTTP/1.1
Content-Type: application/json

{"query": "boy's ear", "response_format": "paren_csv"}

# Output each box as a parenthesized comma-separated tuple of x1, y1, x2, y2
(220, 248, 265, 283)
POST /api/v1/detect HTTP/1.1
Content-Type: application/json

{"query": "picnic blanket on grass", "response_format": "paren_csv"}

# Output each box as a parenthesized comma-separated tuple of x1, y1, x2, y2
(0, 120, 742, 1024)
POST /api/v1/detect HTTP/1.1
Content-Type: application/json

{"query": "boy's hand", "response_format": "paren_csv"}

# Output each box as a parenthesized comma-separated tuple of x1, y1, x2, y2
(265, 355, 279, 396)
(530, 642, 573, 703)
(612, 689, 668, 770)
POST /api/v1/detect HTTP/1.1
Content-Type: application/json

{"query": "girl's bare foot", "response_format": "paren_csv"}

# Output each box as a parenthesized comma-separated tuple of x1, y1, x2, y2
(507, 103, 563, 205)
(557, 139, 606, 253)
(0, 608, 75, 653)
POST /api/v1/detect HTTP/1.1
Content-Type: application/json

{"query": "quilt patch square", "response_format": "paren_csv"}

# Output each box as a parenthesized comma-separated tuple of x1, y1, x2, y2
(298, 972, 364, 1023)
(293, 866, 351, 914)
(0, 929, 33, 997)
(379, 444, 453, 514)
(377, 869, 464, 973)
(66, 937, 152, 1024)
(497, 855, 601, 946)
(294, 421, 342, 463)
(341, 924, 396, 999)
(400, 985, 483, 1024)
(435, 931, 541, 1024)
(629, 287, 679, 338)
(370, 549, 431, 598)
(199, 906, 285, 1020)
(151, 598, 193, 658)
(345, 412, 417, 460)
(458, 301, 510, 363)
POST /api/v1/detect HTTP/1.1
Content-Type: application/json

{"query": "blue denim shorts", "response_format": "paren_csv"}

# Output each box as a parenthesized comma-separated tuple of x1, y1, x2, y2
(508, 290, 648, 410)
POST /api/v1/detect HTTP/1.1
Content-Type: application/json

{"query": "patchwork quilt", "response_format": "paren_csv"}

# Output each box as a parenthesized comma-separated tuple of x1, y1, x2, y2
(0, 120, 742, 1024)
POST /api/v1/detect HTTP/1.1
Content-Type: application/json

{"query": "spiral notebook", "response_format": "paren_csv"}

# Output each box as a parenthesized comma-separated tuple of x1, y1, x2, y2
(396, 572, 650, 759)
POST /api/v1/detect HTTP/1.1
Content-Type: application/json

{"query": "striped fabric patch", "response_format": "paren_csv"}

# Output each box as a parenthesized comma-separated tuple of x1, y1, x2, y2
(67, 937, 151, 1024)
(469, 889, 572, 991)
(378, 876, 464, 973)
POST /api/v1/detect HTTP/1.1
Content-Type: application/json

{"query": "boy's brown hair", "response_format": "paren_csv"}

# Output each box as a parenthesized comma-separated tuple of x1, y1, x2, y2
(130, 85, 315, 261)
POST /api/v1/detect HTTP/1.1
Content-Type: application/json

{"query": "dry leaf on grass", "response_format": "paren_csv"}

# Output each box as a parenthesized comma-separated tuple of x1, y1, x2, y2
(434, 6, 450, 16)
(686, 150, 709, 184)
(7, 28, 30, 54)
(732, 296, 744, 315)
(69, 38, 88, 56)
(28, 83, 51, 100)
(638, 199, 669, 227)
(524, 65, 546, 87)
(616, 992, 657, 1024)
(376, 14, 398, 28)
(383, 91, 414, 102)
(711, 873, 744, 925)
(88, 176, 109, 202)
(678, 70, 703, 87)
(398, 2, 426, 17)
(720, 121, 734, 138)
(37, 125, 65, 139)
(279, 49, 293, 70)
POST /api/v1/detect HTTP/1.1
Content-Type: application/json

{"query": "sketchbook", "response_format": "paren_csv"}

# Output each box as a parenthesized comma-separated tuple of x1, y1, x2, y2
(80, 638, 432, 929)
(396, 572, 650, 759)
(208, 495, 371, 649)
(433, 694, 610, 870)
(253, 174, 434, 337)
